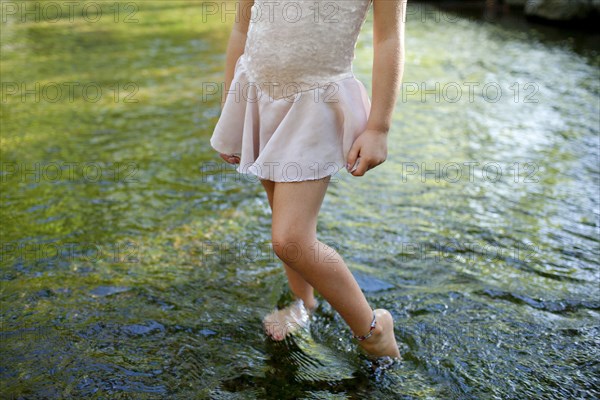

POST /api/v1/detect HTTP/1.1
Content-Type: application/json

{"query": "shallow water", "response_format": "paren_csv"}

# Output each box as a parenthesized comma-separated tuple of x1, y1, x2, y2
(1, 1, 599, 398)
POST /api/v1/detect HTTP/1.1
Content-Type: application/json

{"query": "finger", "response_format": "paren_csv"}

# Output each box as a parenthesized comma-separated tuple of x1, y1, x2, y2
(219, 153, 240, 164)
(346, 145, 360, 172)
(351, 157, 369, 177)
(349, 156, 361, 173)
(219, 154, 232, 163)
(230, 153, 241, 164)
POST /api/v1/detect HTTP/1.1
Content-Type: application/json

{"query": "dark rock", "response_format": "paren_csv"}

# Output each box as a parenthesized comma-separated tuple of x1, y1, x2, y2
(89, 286, 130, 297)
(352, 270, 395, 292)
(525, 0, 600, 21)
(122, 320, 165, 336)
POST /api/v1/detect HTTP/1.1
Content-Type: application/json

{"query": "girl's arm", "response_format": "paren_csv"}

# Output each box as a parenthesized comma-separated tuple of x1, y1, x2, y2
(221, 0, 254, 110)
(346, 0, 407, 176)
(366, 0, 407, 134)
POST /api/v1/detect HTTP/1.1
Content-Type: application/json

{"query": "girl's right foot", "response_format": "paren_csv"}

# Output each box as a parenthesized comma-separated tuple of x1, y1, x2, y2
(355, 309, 401, 359)
(262, 299, 317, 341)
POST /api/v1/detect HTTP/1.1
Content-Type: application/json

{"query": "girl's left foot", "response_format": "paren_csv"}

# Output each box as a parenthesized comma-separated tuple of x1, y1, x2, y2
(355, 309, 402, 359)
(263, 299, 317, 341)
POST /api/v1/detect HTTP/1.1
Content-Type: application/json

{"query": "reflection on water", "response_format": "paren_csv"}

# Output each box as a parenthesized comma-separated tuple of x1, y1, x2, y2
(1, 1, 598, 398)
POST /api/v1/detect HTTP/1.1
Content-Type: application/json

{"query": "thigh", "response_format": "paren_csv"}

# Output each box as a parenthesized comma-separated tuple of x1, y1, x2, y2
(260, 179, 275, 210)
(272, 176, 331, 240)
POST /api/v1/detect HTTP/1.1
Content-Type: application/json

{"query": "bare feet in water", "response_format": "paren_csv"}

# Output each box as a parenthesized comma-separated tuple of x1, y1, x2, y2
(355, 309, 401, 360)
(263, 303, 400, 361)
(263, 299, 317, 341)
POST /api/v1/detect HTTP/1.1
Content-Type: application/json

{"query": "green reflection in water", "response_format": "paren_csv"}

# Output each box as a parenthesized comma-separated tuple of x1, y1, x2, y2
(1, 1, 598, 398)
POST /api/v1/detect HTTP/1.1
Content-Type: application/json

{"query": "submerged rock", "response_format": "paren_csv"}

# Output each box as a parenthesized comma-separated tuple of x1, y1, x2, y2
(524, 0, 600, 22)
(505, 0, 527, 6)
(352, 270, 395, 293)
(122, 320, 165, 336)
(89, 286, 130, 297)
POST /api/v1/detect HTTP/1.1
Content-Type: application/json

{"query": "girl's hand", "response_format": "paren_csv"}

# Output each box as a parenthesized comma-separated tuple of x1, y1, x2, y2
(346, 129, 388, 176)
(219, 153, 240, 165)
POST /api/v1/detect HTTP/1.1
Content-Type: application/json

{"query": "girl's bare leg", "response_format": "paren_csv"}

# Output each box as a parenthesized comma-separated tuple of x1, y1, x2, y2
(263, 176, 401, 359)
(283, 265, 318, 311)
(260, 179, 317, 311)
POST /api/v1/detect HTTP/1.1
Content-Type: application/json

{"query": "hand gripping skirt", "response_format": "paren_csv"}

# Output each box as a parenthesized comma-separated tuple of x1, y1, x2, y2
(209, 54, 371, 183)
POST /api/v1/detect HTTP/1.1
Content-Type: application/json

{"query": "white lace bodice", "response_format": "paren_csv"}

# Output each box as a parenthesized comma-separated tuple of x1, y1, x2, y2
(243, 0, 371, 91)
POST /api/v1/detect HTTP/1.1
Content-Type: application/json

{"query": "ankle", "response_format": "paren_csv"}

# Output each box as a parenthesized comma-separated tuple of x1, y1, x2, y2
(294, 296, 317, 312)
(366, 321, 384, 339)
(305, 299, 318, 312)
(358, 321, 384, 344)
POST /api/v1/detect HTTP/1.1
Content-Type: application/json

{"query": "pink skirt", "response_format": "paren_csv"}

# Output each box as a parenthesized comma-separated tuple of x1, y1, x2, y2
(209, 54, 371, 182)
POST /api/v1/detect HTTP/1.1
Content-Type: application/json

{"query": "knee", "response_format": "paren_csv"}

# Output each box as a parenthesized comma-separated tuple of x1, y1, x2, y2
(271, 230, 312, 265)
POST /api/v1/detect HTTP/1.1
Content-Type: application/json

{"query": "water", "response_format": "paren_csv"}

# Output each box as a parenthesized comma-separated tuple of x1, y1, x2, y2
(1, 1, 599, 398)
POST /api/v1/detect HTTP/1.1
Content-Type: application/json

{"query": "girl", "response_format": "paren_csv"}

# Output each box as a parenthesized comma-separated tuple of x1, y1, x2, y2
(210, 0, 406, 360)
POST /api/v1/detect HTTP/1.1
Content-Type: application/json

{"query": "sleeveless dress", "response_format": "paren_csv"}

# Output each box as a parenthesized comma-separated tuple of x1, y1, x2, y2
(210, 0, 372, 182)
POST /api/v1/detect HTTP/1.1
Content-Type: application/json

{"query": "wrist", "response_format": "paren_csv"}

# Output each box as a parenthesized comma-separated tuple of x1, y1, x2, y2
(365, 125, 390, 135)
